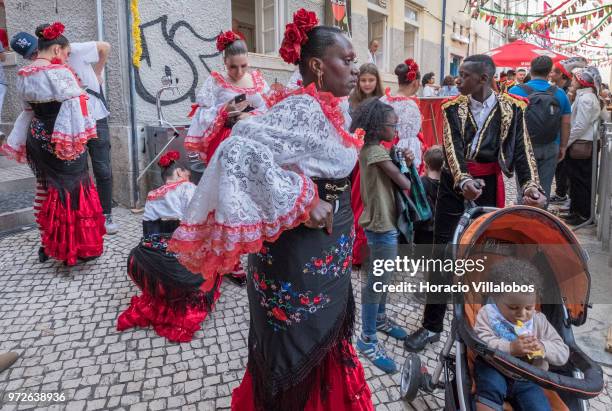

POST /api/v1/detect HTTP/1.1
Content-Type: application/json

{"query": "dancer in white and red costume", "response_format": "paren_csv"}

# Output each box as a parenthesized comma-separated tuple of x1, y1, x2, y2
(1, 22, 105, 266)
(117, 152, 220, 342)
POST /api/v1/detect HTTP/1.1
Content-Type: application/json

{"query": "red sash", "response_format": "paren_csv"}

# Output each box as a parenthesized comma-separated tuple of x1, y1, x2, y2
(466, 161, 505, 208)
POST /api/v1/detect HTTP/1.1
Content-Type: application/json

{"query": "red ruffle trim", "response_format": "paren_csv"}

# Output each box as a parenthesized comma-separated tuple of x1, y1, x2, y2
(0, 143, 27, 163)
(184, 108, 230, 164)
(146, 179, 190, 201)
(37, 180, 106, 266)
(231, 339, 373, 411)
(169, 175, 318, 281)
(51, 126, 97, 161)
(264, 83, 364, 149)
(116, 284, 221, 343)
(211, 70, 266, 95)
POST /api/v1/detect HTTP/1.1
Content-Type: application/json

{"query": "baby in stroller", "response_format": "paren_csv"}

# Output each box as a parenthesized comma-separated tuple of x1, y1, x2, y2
(474, 257, 569, 411)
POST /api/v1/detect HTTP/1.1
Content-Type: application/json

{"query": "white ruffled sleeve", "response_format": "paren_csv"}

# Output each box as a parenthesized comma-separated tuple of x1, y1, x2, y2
(170, 95, 336, 280)
(184, 75, 228, 154)
(394, 99, 423, 169)
(47, 67, 97, 160)
(1, 101, 33, 163)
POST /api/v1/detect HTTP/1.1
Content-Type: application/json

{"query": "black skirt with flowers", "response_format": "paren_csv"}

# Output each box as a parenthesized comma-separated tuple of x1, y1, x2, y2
(244, 185, 358, 410)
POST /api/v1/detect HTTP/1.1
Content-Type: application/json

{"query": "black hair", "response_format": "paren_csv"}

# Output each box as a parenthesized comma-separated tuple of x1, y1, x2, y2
(35, 24, 69, 51)
(423, 145, 444, 171)
(442, 75, 454, 86)
(523, 74, 531, 83)
(394, 62, 421, 86)
(463, 54, 496, 78)
(421, 72, 435, 87)
(488, 257, 542, 296)
(224, 39, 248, 59)
(160, 162, 179, 182)
(349, 97, 395, 144)
(530, 56, 553, 77)
(298, 26, 345, 76)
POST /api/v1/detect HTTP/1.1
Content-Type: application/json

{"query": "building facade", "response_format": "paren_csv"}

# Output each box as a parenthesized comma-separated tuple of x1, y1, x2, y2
(0, 0, 511, 207)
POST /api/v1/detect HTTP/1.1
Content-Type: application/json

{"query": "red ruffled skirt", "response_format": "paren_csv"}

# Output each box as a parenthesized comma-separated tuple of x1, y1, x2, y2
(37, 180, 106, 266)
(117, 277, 222, 343)
(203, 126, 232, 165)
(231, 339, 373, 411)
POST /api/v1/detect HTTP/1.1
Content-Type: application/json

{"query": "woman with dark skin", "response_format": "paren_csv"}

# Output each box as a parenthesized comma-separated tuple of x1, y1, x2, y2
(170, 10, 372, 411)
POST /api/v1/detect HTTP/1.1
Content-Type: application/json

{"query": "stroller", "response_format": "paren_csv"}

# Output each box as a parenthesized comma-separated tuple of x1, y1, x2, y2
(400, 205, 604, 410)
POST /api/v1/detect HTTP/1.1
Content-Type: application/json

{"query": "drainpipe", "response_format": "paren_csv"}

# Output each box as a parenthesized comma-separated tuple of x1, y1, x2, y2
(440, 0, 447, 79)
(125, 0, 140, 207)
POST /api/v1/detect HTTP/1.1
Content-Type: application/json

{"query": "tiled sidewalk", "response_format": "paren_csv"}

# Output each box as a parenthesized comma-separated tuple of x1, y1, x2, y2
(0, 207, 610, 410)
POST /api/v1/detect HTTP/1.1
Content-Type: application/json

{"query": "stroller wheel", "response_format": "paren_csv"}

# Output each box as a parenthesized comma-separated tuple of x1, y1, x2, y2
(400, 353, 422, 402)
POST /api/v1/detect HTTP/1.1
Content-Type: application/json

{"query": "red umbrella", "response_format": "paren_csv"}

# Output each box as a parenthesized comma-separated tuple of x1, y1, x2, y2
(484, 40, 569, 68)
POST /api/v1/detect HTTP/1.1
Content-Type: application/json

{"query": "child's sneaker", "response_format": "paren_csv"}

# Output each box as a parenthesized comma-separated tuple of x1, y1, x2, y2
(377, 316, 408, 340)
(356, 336, 397, 374)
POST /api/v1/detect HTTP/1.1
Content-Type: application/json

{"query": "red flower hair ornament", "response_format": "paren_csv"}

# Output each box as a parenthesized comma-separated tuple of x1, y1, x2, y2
(158, 151, 180, 168)
(42, 22, 65, 41)
(279, 8, 319, 65)
(404, 59, 419, 83)
(216, 31, 240, 52)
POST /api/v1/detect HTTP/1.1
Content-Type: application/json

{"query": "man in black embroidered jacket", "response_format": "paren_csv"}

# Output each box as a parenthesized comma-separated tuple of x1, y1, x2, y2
(404, 55, 546, 352)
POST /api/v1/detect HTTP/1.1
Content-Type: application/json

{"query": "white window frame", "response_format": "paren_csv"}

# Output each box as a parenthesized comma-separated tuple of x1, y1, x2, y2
(254, 0, 286, 55)
(404, 4, 420, 64)
(368, 2, 390, 72)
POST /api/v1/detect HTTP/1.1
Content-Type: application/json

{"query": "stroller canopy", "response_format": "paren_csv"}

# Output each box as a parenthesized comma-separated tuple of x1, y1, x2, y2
(457, 206, 590, 325)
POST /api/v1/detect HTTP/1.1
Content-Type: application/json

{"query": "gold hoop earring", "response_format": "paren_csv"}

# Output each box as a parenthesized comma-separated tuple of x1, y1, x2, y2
(317, 71, 324, 89)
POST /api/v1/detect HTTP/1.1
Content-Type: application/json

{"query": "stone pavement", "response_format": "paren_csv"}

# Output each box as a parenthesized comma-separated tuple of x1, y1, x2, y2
(0, 207, 611, 411)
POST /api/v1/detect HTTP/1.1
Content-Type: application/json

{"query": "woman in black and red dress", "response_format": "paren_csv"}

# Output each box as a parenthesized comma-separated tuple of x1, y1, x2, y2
(171, 9, 373, 410)
(1, 22, 105, 266)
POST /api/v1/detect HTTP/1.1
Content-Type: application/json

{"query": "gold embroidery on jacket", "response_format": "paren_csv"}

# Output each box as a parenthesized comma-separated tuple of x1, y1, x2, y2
(471, 106, 498, 160)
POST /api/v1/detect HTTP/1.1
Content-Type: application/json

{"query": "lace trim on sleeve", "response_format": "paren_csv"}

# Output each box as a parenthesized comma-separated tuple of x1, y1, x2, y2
(169, 174, 318, 278)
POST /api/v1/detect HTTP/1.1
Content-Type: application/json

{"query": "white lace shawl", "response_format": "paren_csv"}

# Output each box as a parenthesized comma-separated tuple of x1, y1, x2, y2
(185, 70, 270, 150)
(287, 70, 302, 89)
(1, 65, 97, 162)
(170, 92, 358, 277)
(143, 181, 197, 221)
(380, 94, 423, 169)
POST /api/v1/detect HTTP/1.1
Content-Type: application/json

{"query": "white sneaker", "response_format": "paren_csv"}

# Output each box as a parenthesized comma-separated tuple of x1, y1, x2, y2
(105, 214, 119, 235)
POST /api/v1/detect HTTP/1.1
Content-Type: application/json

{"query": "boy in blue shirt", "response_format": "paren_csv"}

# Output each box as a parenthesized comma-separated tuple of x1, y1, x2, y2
(509, 56, 571, 204)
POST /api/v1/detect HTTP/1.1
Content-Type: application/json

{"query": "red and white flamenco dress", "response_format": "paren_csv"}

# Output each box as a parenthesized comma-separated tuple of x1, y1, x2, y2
(350, 88, 428, 265)
(170, 83, 373, 410)
(1, 63, 105, 265)
(117, 179, 220, 342)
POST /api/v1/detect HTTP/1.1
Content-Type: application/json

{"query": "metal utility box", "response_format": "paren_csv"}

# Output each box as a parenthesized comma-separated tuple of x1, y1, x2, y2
(143, 124, 205, 192)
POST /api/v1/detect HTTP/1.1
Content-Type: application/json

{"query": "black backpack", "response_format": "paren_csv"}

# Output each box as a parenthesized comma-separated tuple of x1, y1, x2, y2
(519, 84, 562, 144)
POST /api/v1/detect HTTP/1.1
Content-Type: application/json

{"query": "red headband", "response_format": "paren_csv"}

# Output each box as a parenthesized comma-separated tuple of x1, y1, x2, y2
(279, 8, 319, 65)
(575, 72, 594, 89)
(216, 31, 240, 52)
(42, 22, 65, 41)
(555, 62, 572, 79)
(404, 59, 419, 82)
(158, 151, 180, 168)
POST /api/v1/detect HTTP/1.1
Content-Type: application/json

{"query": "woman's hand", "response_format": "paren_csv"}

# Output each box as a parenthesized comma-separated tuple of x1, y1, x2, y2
(304, 199, 333, 234)
(402, 149, 415, 167)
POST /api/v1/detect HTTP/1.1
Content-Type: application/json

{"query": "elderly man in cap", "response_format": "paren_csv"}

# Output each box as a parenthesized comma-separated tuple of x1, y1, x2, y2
(10, 31, 117, 234)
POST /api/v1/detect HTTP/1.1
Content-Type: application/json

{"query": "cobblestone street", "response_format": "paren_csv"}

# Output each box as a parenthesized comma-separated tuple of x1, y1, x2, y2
(0, 207, 611, 411)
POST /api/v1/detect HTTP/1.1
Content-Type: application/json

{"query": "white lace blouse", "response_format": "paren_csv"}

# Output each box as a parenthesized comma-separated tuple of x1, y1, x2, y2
(1, 64, 97, 162)
(184, 71, 270, 153)
(143, 180, 197, 221)
(170, 85, 363, 278)
(380, 90, 423, 169)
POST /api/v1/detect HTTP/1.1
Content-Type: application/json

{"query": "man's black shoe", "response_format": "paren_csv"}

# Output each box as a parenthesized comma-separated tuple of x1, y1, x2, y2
(563, 214, 589, 226)
(403, 327, 440, 352)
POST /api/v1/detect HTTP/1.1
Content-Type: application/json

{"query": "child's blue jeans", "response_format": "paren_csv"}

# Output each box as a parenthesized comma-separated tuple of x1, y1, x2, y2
(474, 358, 551, 411)
(361, 229, 398, 342)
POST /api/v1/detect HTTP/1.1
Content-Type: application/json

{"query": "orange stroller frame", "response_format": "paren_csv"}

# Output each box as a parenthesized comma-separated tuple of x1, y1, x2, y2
(400, 205, 604, 410)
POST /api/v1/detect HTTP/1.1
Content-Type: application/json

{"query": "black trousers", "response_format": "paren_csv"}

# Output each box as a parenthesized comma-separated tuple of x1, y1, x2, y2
(566, 156, 592, 219)
(422, 169, 497, 333)
(554, 158, 569, 197)
(88, 117, 113, 215)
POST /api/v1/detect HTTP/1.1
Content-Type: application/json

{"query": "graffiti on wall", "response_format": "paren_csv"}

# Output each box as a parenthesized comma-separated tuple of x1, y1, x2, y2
(134, 15, 221, 106)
